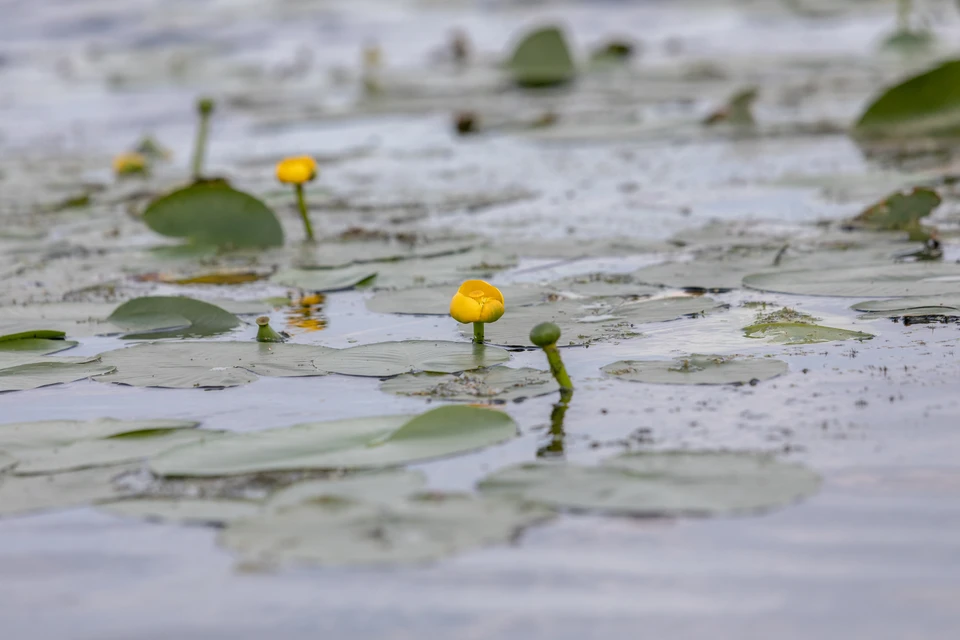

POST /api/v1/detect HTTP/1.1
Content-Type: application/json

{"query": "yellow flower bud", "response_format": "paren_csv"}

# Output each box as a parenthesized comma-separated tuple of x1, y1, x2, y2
(112, 152, 148, 177)
(449, 280, 505, 324)
(276, 156, 318, 185)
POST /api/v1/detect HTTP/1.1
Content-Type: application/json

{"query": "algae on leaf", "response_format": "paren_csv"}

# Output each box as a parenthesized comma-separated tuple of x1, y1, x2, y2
(855, 59, 960, 138)
(743, 322, 873, 345)
(143, 181, 284, 249)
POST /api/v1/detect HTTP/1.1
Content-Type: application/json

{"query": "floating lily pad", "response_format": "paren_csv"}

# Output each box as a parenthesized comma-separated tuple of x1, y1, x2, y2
(464, 297, 723, 347)
(546, 273, 659, 299)
(0, 418, 198, 452)
(313, 341, 510, 377)
(271, 266, 378, 292)
(219, 493, 553, 567)
(107, 296, 240, 339)
(99, 498, 262, 525)
(11, 429, 218, 475)
(0, 355, 115, 393)
(849, 187, 941, 232)
(366, 284, 548, 316)
(150, 406, 518, 477)
(633, 255, 774, 290)
(381, 367, 558, 402)
(370, 249, 518, 290)
(0, 337, 77, 355)
(142, 182, 284, 249)
(601, 355, 788, 385)
(478, 451, 821, 516)
(743, 263, 960, 297)
(852, 295, 960, 317)
(0, 464, 139, 517)
(266, 470, 427, 511)
(95, 342, 332, 389)
(508, 26, 576, 88)
(294, 238, 477, 269)
(0, 303, 117, 337)
(743, 322, 874, 344)
(855, 59, 960, 138)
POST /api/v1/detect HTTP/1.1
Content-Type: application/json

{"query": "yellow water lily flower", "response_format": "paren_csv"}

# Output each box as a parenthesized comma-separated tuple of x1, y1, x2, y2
(112, 152, 147, 177)
(450, 280, 505, 324)
(275, 156, 318, 185)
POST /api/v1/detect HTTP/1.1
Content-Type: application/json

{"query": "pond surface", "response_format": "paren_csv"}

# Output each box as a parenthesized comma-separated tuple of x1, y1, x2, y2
(1, 0, 960, 638)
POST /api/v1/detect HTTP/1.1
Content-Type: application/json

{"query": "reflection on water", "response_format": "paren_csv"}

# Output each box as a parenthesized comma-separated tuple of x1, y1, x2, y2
(285, 293, 327, 332)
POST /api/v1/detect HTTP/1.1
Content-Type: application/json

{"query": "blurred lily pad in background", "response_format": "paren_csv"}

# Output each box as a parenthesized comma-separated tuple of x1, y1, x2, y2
(507, 26, 576, 88)
(855, 59, 960, 138)
(602, 355, 788, 385)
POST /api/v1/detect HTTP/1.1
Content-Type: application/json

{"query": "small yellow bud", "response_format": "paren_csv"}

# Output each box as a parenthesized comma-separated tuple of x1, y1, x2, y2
(275, 156, 318, 185)
(112, 152, 148, 177)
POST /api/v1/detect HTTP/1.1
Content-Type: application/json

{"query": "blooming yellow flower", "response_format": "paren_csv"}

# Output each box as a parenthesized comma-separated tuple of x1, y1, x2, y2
(112, 152, 147, 177)
(276, 156, 317, 185)
(450, 280, 505, 324)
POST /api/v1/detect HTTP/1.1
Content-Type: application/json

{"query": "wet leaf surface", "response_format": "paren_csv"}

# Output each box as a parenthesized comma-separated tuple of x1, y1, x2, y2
(743, 322, 874, 344)
(107, 296, 241, 339)
(0, 355, 115, 392)
(601, 355, 788, 385)
(312, 341, 511, 377)
(380, 367, 558, 402)
(743, 263, 960, 297)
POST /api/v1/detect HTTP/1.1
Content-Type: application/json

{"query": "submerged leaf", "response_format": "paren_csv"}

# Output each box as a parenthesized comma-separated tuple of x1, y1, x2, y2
(150, 405, 518, 476)
(602, 355, 788, 385)
(143, 182, 284, 249)
(478, 451, 821, 516)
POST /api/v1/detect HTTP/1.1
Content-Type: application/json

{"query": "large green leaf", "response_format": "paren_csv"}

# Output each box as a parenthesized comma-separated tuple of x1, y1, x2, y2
(478, 451, 821, 516)
(0, 355, 115, 392)
(602, 355, 788, 385)
(142, 182, 284, 249)
(107, 296, 240, 339)
(219, 493, 553, 567)
(0, 464, 140, 517)
(150, 405, 518, 476)
(95, 342, 332, 389)
(508, 26, 576, 88)
(0, 418, 198, 451)
(743, 322, 874, 344)
(313, 341, 511, 377)
(743, 263, 960, 297)
(380, 367, 558, 402)
(855, 59, 960, 138)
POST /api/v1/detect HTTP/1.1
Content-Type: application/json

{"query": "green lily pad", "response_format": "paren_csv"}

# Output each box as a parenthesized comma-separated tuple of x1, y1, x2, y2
(0, 355, 115, 392)
(271, 266, 379, 292)
(11, 429, 218, 475)
(143, 182, 284, 249)
(743, 263, 960, 297)
(848, 187, 941, 232)
(462, 297, 723, 347)
(546, 273, 660, 299)
(266, 470, 427, 511)
(633, 255, 775, 291)
(95, 342, 333, 389)
(852, 295, 960, 317)
(294, 238, 477, 269)
(150, 405, 518, 477)
(107, 296, 241, 339)
(0, 337, 78, 354)
(855, 59, 960, 138)
(99, 498, 262, 525)
(219, 493, 553, 567)
(313, 341, 510, 377)
(0, 418, 199, 451)
(602, 355, 788, 385)
(380, 367, 558, 402)
(743, 322, 874, 344)
(0, 464, 140, 517)
(478, 451, 821, 516)
(508, 26, 576, 88)
(0, 303, 117, 337)
(366, 284, 548, 316)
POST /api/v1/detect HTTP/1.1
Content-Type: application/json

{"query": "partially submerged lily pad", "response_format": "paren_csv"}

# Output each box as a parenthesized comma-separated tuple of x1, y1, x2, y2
(848, 187, 941, 232)
(313, 341, 510, 377)
(507, 26, 576, 88)
(107, 296, 241, 339)
(271, 266, 378, 293)
(743, 263, 960, 297)
(0, 354, 115, 393)
(380, 367, 558, 402)
(855, 59, 960, 138)
(602, 355, 788, 385)
(743, 322, 874, 345)
(142, 181, 284, 249)
(478, 451, 821, 516)
(219, 493, 553, 567)
(95, 342, 332, 389)
(151, 405, 518, 476)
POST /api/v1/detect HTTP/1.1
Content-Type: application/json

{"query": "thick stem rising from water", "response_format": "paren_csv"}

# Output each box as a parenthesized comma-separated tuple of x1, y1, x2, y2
(295, 183, 316, 243)
(473, 321, 484, 343)
(191, 113, 210, 182)
(543, 343, 574, 392)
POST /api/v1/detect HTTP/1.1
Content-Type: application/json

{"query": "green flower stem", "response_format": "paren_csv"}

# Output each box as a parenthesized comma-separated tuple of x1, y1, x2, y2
(543, 343, 573, 392)
(191, 109, 211, 182)
(473, 321, 484, 343)
(295, 183, 316, 242)
(255, 317, 285, 343)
